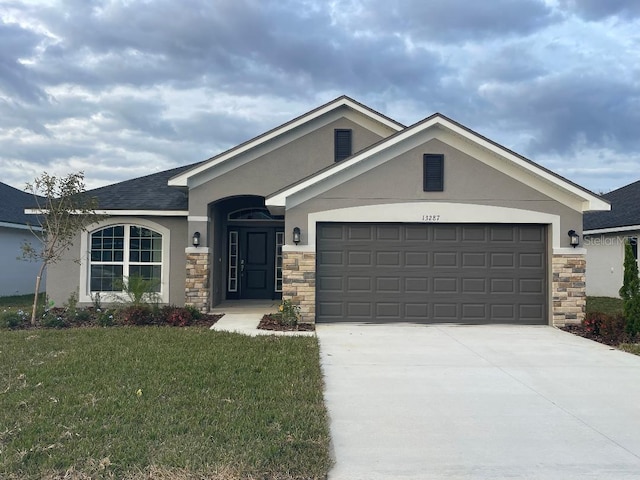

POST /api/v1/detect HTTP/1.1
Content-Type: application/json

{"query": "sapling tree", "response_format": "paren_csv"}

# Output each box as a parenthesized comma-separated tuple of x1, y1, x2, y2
(21, 172, 102, 325)
(619, 239, 640, 336)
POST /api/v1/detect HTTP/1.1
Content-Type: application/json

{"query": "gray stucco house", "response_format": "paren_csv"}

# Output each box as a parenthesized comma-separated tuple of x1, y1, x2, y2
(584, 180, 640, 298)
(0, 182, 45, 296)
(46, 96, 609, 325)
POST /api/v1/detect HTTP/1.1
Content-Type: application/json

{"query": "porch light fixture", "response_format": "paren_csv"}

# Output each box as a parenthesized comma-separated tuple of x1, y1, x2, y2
(568, 230, 579, 248)
(192, 231, 201, 247)
(292, 227, 301, 245)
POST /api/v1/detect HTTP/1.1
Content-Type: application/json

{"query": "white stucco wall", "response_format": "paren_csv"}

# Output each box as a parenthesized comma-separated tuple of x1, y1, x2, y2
(0, 226, 45, 296)
(584, 232, 636, 298)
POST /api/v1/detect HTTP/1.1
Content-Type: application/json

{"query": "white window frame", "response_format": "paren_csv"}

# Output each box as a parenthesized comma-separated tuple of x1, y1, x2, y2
(79, 218, 170, 303)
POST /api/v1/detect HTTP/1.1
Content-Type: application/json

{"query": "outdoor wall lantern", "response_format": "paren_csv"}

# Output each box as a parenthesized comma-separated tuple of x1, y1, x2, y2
(192, 231, 201, 247)
(293, 227, 301, 245)
(568, 229, 580, 248)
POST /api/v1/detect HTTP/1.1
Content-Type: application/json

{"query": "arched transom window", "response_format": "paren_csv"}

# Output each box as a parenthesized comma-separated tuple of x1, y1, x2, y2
(89, 225, 163, 293)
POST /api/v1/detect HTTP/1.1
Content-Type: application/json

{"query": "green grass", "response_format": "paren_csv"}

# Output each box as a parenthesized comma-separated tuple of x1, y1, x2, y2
(0, 293, 44, 309)
(619, 343, 640, 355)
(0, 328, 331, 479)
(586, 296, 623, 315)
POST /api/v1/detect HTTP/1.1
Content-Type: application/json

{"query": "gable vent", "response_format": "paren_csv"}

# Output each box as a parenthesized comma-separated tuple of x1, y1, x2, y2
(423, 154, 444, 192)
(335, 129, 352, 162)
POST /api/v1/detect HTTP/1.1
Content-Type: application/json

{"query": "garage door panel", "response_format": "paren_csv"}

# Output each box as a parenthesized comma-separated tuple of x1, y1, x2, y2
(405, 251, 429, 266)
(433, 252, 458, 267)
(490, 253, 515, 268)
(376, 251, 401, 266)
(491, 278, 515, 293)
(317, 223, 546, 324)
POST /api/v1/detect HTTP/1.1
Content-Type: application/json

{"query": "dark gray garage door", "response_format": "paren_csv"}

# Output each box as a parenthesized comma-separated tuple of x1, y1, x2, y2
(316, 223, 547, 324)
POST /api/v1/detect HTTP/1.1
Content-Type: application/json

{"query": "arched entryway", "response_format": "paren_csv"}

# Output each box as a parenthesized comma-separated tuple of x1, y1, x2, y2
(209, 196, 284, 306)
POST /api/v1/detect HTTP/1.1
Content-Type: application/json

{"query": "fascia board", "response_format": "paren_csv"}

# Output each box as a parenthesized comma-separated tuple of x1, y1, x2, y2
(0, 221, 42, 231)
(584, 225, 640, 235)
(25, 209, 188, 217)
(436, 118, 610, 212)
(168, 98, 404, 188)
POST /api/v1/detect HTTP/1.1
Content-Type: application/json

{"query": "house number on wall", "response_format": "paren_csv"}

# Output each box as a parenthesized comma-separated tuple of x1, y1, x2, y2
(421, 215, 441, 222)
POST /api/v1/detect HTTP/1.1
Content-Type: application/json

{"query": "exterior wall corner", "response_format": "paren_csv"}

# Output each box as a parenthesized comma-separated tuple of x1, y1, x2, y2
(552, 253, 586, 326)
(185, 251, 210, 313)
(282, 250, 316, 324)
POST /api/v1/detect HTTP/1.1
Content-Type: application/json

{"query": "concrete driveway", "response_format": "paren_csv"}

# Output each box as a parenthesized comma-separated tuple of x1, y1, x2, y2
(317, 324, 640, 479)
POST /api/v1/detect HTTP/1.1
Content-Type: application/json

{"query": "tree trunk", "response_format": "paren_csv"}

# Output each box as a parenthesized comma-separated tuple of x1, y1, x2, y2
(30, 263, 46, 325)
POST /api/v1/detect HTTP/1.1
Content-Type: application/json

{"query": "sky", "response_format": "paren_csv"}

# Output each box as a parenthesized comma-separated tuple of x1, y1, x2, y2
(1, 0, 639, 194)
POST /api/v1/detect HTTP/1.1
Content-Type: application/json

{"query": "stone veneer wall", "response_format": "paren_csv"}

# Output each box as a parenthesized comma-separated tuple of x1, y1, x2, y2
(185, 251, 210, 313)
(282, 251, 316, 324)
(552, 253, 586, 326)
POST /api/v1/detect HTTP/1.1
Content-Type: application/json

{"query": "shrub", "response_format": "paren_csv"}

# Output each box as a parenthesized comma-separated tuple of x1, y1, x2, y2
(119, 305, 154, 326)
(96, 309, 116, 327)
(71, 309, 92, 324)
(620, 240, 640, 336)
(164, 307, 195, 327)
(276, 299, 300, 328)
(41, 307, 68, 328)
(582, 311, 630, 345)
(0, 310, 29, 329)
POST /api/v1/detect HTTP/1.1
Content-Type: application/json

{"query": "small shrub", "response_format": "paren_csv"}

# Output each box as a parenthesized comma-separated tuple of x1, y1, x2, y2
(115, 275, 160, 306)
(64, 290, 79, 313)
(164, 307, 194, 327)
(582, 311, 631, 345)
(120, 305, 153, 326)
(41, 307, 68, 328)
(185, 304, 202, 320)
(275, 299, 300, 327)
(0, 310, 28, 329)
(96, 309, 116, 327)
(71, 309, 92, 324)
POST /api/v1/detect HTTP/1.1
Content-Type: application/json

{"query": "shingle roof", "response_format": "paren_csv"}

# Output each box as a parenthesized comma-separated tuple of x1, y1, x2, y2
(87, 162, 202, 211)
(0, 182, 41, 226)
(584, 180, 640, 231)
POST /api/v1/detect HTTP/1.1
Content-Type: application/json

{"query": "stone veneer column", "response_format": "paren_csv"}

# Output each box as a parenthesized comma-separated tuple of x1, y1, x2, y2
(552, 253, 586, 326)
(282, 251, 316, 324)
(185, 250, 210, 313)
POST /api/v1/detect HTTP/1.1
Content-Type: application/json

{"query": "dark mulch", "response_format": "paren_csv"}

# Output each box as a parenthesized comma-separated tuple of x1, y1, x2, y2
(560, 323, 636, 347)
(258, 314, 315, 332)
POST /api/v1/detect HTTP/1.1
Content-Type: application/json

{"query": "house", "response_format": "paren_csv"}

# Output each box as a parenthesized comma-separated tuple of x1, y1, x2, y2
(0, 182, 45, 296)
(45, 96, 609, 325)
(584, 180, 640, 297)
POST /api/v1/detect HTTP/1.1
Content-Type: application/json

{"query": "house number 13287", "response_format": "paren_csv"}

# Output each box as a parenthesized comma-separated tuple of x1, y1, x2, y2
(422, 215, 440, 222)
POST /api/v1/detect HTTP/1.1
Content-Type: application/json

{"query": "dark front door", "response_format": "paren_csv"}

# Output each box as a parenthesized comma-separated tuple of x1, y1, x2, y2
(227, 226, 282, 299)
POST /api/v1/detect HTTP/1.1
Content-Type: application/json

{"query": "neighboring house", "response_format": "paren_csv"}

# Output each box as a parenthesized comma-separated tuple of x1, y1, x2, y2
(584, 180, 640, 297)
(44, 96, 609, 325)
(0, 182, 45, 296)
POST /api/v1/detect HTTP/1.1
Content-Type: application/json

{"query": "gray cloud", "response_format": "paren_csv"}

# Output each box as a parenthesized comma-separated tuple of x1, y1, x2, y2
(0, 0, 638, 193)
(558, 0, 640, 20)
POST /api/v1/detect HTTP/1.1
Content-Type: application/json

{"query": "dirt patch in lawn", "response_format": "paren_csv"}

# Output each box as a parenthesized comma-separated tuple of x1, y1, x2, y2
(258, 315, 315, 332)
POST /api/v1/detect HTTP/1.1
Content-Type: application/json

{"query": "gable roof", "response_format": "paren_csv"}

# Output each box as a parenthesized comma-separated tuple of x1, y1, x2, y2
(584, 180, 640, 232)
(0, 181, 42, 228)
(86, 163, 201, 213)
(168, 95, 405, 188)
(266, 112, 609, 213)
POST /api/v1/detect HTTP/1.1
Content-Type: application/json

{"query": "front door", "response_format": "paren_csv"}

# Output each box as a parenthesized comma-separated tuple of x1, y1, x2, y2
(227, 226, 284, 299)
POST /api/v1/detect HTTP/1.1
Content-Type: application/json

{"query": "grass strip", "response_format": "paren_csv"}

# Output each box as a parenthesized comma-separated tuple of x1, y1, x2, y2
(0, 328, 331, 479)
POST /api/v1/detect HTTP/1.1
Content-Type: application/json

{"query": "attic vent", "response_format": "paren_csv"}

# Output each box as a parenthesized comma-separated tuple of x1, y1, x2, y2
(335, 129, 352, 162)
(423, 154, 444, 192)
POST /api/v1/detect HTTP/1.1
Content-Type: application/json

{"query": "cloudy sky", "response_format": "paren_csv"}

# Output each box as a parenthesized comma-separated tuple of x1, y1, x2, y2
(1, 0, 639, 194)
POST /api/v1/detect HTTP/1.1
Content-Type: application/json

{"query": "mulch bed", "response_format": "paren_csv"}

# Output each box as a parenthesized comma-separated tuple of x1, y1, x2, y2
(258, 315, 315, 332)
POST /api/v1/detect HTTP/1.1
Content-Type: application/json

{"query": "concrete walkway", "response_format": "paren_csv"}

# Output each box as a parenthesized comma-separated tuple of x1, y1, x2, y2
(317, 323, 640, 480)
(209, 300, 314, 336)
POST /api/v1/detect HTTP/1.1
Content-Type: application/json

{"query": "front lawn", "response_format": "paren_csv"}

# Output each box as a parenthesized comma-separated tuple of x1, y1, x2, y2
(0, 328, 331, 479)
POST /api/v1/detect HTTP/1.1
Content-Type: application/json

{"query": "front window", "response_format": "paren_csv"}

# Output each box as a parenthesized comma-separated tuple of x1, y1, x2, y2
(90, 225, 162, 294)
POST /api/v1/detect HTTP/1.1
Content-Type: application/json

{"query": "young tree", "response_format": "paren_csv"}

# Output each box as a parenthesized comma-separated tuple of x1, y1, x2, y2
(21, 172, 102, 325)
(619, 239, 640, 336)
